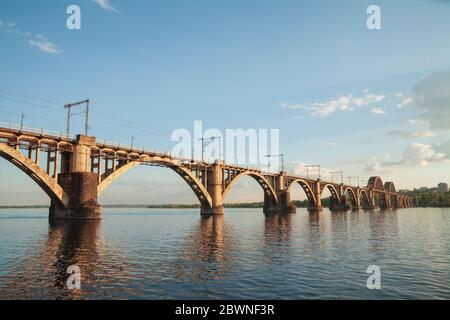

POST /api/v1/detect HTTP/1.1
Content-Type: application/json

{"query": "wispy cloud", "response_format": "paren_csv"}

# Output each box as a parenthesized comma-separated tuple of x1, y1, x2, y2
(92, 0, 120, 13)
(324, 142, 337, 147)
(0, 21, 16, 29)
(397, 97, 413, 108)
(286, 161, 338, 181)
(281, 90, 385, 117)
(0, 20, 62, 55)
(28, 35, 63, 54)
(389, 130, 433, 138)
(371, 107, 385, 115)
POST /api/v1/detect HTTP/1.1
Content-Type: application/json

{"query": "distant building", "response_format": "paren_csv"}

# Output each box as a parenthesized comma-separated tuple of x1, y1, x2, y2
(437, 183, 448, 193)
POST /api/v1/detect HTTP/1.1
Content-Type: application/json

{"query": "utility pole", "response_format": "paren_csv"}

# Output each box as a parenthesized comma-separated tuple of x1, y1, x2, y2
(265, 155, 271, 172)
(64, 99, 90, 137)
(131, 136, 135, 149)
(198, 136, 221, 162)
(266, 154, 284, 172)
(85, 100, 89, 136)
(331, 171, 344, 184)
(347, 176, 359, 186)
(305, 164, 320, 180)
(19, 112, 25, 132)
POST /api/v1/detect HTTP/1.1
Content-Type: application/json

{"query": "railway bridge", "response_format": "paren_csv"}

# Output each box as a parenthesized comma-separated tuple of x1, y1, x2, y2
(0, 126, 414, 219)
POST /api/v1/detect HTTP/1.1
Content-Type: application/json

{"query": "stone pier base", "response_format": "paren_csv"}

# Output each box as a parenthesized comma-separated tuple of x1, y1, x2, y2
(308, 205, 323, 213)
(49, 202, 102, 220)
(49, 172, 102, 220)
(201, 205, 224, 216)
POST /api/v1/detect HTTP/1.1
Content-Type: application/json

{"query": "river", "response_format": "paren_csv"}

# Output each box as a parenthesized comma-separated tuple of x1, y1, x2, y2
(0, 208, 448, 299)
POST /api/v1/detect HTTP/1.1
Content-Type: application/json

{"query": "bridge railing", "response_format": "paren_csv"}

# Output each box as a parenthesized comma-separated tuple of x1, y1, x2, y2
(0, 122, 74, 140)
(0, 124, 374, 189)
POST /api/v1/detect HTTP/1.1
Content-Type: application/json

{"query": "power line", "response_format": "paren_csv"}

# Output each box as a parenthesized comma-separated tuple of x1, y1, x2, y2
(0, 95, 65, 113)
(0, 89, 66, 105)
(0, 89, 171, 136)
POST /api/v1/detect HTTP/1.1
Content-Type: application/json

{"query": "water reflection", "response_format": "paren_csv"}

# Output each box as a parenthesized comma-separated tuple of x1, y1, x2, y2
(368, 209, 399, 256)
(176, 215, 236, 281)
(0, 208, 449, 299)
(0, 219, 137, 299)
(306, 211, 325, 250)
(48, 220, 103, 299)
(263, 214, 293, 263)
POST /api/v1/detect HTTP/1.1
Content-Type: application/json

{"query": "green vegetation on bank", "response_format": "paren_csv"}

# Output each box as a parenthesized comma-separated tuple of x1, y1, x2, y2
(1, 194, 448, 209)
(0, 199, 333, 209)
(410, 191, 450, 207)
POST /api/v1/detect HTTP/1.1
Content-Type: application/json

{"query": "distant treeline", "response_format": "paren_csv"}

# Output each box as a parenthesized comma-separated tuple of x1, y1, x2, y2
(0, 205, 48, 209)
(0, 199, 335, 210)
(413, 191, 450, 207)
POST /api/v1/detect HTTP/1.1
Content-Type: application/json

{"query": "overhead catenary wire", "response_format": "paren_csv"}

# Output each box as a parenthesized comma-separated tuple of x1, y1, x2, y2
(0, 89, 172, 137)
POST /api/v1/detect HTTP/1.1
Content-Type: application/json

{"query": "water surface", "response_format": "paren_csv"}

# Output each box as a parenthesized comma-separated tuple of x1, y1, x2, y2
(0, 208, 449, 299)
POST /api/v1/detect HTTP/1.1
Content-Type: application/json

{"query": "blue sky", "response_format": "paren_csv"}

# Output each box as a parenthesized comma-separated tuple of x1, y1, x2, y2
(1, 0, 450, 205)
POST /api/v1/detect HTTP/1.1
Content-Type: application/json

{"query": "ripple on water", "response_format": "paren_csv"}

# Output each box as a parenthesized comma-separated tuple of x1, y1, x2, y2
(0, 208, 449, 299)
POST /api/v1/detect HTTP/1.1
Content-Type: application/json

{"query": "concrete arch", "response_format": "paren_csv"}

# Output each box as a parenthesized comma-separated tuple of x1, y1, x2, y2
(286, 179, 317, 206)
(360, 189, 370, 205)
(344, 187, 357, 206)
(368, 176, 384, 191)
(0, 143, 67, 208)
(384, 182, 396, 193)
(222, 171, 279, 205)
(97, 158, 213, 209)
(391, 194, 399, 208)
(321, 184, 341, 202)
(373, 191, 388, 208)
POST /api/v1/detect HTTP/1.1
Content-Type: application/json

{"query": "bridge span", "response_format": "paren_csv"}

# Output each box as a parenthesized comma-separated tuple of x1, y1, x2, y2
(0, 126, 414, 219)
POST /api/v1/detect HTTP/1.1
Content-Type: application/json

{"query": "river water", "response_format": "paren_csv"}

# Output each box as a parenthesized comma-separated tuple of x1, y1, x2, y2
(0, 208, 448, 299)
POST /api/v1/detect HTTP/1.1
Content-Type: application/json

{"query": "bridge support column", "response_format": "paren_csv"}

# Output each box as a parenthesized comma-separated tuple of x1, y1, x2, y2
(265, 174, 296, 214)
(308, 180, 323, 212)
(50, 172, 102, 219)
(263, 190, 296, 215)
(201, 161, 224, 215)
(353, 187, 362, 210)
(49, 135, 102, 220)
(278, 190, 296, 214)
(263, 192, 280, 215)
(369, 190, 379, 210)
(329, 196, 351, 212)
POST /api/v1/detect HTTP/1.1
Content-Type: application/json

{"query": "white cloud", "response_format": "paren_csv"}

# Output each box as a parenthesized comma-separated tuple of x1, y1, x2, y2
(388, 130, 433, 138)
(397, 97, 413, 108)
(324, 142, 337, 147)
(0, 21, 62, 55)
(28, 36, 63, 54)
(412, 71, 450, 130)
(286, 161, 338, 181)
(364, 143, 446, 173)
(403, 143, 445, 166)
(0, 21, 16, 29)
(92, 0, 120, 13)
(371, 107, 385, 115)
(282, 90, 385, 117)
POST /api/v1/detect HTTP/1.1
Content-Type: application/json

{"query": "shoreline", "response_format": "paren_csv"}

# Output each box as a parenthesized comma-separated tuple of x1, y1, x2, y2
(1, 203, 449, 209)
